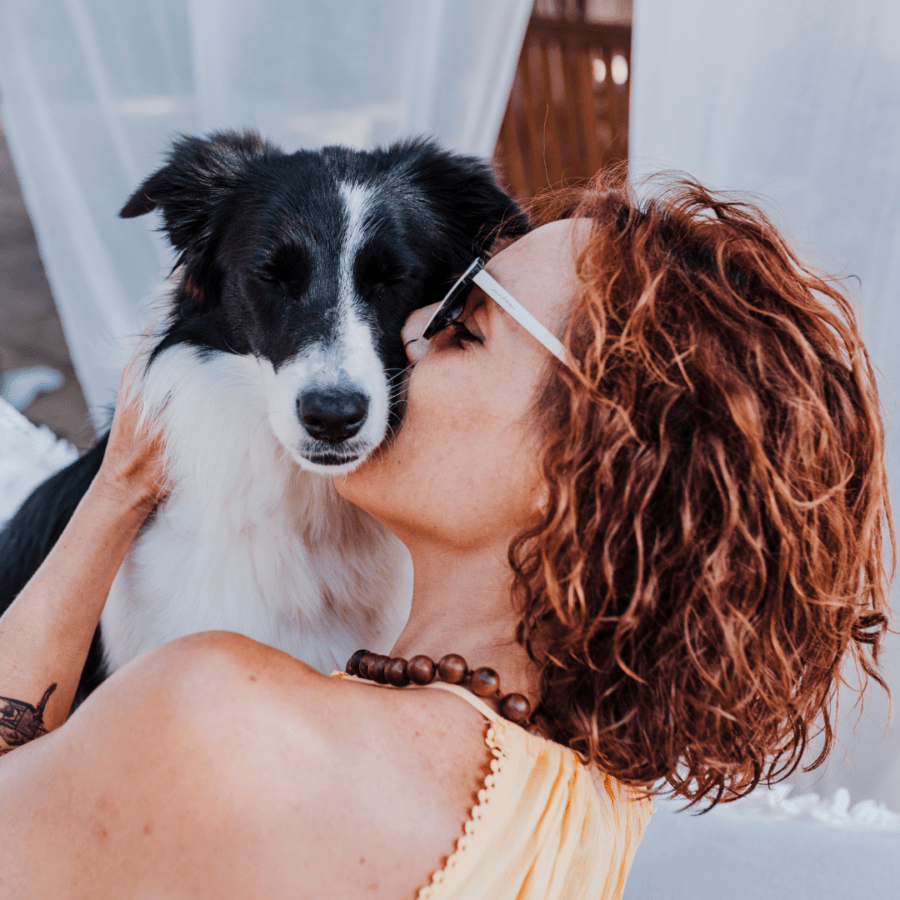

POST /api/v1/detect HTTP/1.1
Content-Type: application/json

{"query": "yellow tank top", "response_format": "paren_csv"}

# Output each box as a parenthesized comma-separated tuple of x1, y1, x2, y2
(334, 673, 653, 900)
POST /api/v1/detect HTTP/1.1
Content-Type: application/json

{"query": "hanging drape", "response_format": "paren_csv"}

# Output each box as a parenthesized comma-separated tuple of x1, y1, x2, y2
(630, 0, 900, 812)
(0, 0, 532, 426)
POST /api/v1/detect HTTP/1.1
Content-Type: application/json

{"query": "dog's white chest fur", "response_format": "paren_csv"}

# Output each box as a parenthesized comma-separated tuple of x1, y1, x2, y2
(101, 346, 412, 674)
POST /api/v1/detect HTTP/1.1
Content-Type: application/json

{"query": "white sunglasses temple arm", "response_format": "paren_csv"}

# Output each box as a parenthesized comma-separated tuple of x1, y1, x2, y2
(471, 269, 575, 371)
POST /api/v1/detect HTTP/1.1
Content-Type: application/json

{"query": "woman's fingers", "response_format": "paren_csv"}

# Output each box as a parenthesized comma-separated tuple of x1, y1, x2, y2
(98, 348, 169, 508)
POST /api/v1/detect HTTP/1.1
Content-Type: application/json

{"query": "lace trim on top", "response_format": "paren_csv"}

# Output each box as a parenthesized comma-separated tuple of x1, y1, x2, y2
(416, 718, 509, 900)
(331, 673, 513, 899)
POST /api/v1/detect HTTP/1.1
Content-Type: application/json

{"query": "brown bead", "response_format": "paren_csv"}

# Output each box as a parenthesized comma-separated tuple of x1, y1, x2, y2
(526, 715, 549, 739)
(499, 693, 532, 725)
(384, 657, 410, 687)
(347, 649, 369, 676)
(407, 655, 436, 685)
(437, 654, 468, 684)
(358, 652, 379, 680)
(369, 654, 389, 684)
(471, 667, 500, 697)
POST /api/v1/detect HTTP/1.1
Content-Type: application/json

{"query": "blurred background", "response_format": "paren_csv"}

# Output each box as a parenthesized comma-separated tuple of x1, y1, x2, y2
(1, 1, 898, 896)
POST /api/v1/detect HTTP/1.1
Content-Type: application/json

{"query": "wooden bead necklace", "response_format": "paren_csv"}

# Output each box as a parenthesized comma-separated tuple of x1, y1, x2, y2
(346, 649, 535, 729)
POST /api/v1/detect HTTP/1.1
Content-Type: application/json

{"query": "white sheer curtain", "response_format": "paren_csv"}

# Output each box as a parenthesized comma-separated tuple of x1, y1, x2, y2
(630, 0, 900, 813)
(0, 0, 531, 425)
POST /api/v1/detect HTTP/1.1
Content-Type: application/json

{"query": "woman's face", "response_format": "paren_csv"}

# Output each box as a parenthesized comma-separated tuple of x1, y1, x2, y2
(334, 219, 584, 552)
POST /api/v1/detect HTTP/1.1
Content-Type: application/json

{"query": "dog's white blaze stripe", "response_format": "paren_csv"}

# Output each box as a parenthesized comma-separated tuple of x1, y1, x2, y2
(335, 182, 390, 464)
(264, 182, 392, 476)
(339, 181, 372, 308)
(340, 303, 390, 448)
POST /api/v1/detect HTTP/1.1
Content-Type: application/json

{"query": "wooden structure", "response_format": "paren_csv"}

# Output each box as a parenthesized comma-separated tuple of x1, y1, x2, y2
(494, 16, 631, 201)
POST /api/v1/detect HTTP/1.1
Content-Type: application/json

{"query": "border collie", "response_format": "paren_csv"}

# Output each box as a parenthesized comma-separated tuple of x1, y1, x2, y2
(0, 130, 528, 699)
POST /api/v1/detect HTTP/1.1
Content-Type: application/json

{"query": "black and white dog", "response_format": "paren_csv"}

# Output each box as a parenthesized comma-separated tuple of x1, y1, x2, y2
(0, 130, 528, 698)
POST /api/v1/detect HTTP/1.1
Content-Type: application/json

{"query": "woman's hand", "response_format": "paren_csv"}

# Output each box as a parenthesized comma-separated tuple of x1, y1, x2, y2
(95, 352, 169, 513)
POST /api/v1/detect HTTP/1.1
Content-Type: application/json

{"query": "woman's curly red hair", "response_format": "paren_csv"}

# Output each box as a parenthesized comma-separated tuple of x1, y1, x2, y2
(512, 174, 893, 807)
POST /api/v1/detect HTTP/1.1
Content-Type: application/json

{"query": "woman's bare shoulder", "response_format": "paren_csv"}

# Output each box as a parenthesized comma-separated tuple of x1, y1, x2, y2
(126, 633, 495, 899)
(0, 632, 493, 899)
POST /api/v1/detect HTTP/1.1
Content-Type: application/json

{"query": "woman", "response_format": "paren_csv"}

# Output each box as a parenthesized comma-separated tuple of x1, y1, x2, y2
(0, 176, 890, 899)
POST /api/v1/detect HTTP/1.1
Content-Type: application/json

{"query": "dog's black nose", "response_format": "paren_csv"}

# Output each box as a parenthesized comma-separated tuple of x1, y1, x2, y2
(298, 389, 369, 443)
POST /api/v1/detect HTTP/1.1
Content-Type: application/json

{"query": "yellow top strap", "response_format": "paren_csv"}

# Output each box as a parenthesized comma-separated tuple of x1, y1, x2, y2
(331, 670, 653, 900)
(332, 672, 502, 723)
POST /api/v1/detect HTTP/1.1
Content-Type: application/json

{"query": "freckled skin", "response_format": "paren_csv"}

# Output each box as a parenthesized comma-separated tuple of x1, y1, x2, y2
(338, 220, 586, 556)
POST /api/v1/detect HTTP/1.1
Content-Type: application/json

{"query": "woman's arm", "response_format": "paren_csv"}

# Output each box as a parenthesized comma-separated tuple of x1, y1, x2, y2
(0, 361, 167, 749)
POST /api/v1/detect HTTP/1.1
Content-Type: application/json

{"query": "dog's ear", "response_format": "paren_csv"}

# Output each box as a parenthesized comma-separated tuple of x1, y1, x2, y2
(392, 139, 531, 259)
(120, 131, 275, 291)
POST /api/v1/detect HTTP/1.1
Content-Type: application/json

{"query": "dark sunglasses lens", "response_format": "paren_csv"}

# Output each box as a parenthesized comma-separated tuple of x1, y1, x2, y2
(423, 280, 471, 339)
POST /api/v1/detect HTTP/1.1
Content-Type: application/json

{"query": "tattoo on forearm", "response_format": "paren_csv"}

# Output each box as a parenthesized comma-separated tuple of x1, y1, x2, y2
(0, 684, 57, 755)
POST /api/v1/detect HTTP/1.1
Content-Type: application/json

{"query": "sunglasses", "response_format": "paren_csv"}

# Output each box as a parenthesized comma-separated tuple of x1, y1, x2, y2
(422, 258, 575, 371)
